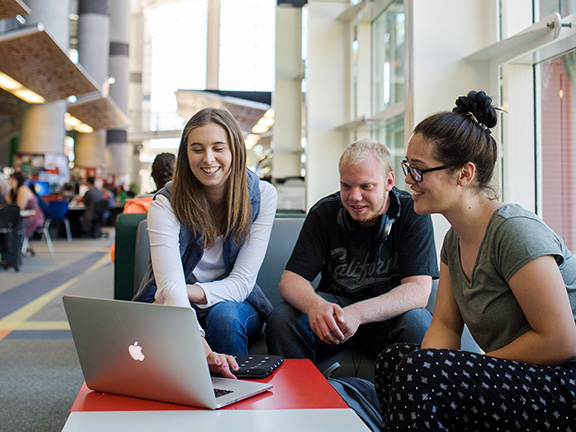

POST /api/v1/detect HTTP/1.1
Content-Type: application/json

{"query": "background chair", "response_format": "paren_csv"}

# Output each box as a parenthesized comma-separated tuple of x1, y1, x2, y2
(89, 199, 110, 238)
(133, 219, 150, 296)
(20, 204, 55, 259)
(114, 213, 148, 300)
(44, 200, 72, 243)
(21, 223, 55, 259)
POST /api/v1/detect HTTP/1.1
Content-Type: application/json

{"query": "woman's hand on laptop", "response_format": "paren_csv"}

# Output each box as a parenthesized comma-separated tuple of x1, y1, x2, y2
(207, 351, 239, 379)
(202, 337, 239, 379)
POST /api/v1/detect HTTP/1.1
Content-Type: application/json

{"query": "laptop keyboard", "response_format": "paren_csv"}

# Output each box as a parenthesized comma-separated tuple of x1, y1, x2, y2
(214, 388, 233, 398)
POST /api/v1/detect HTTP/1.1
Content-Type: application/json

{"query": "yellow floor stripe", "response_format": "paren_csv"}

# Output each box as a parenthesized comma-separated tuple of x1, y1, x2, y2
(1, 276, 81, 325)
(0, 321, 70, 330)
(31, 247, 111, 253)
(0, 254, 110, 337)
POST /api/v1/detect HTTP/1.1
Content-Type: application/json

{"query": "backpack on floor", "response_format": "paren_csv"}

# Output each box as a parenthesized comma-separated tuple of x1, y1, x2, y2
(328, 376, 382, 432)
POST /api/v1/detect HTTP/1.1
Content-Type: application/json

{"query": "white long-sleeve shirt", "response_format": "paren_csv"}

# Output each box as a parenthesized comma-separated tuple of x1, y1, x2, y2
(147, 180, 278, 310)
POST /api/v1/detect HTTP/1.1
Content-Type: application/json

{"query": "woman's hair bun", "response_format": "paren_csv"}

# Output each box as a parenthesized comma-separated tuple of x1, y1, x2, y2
(453, 90, 497, 130)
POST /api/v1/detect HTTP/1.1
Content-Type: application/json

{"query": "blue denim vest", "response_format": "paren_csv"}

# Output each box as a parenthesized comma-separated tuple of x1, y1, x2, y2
(133, 169, 273, 321)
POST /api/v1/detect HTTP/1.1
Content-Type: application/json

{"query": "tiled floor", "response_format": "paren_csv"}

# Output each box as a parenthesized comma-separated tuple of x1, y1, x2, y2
(0, 228, 115, 341)
(0, 228, 116, 431)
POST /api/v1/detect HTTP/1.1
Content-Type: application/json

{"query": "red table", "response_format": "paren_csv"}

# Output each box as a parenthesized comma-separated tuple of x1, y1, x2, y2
(70, 359, 349, 411)
(63, 360, 370, 432)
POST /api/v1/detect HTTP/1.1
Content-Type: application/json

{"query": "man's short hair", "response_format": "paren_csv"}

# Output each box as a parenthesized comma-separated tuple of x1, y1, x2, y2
(339, 139, 393, 175)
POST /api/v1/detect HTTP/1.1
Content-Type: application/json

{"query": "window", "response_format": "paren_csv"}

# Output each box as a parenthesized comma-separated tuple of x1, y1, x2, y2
(371, 0, 406, 184)
(539, 0, 576, 16)
(145, 0, 276, 121)
(494, 2, 576, 251)
(371, 0, 405, 114)
(146, 0, 208, 126)
(373, 114, 405, 177)
(537, 50, 576, 251)
(535, 1, 576, 250)
(219, 0, 276, 91)
(343, 0, 407, 185)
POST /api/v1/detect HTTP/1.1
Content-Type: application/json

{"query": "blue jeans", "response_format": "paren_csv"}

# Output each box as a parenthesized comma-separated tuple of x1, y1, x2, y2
(266, 293, 432, 361)
(197, 300, 263, 355)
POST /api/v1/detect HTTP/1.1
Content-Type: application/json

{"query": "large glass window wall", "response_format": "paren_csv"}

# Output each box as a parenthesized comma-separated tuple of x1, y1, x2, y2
(370, 0, 406, 183)
(371, 0, 405, 114)
(373, 115, 405, 177)
(496, 1, 576, 251)
(145, 0, 276, 128)
(146, 0, 208, 130)
(141, 0, 276, 195)
(538, 50, 576, 251)
(219, 0, 276, 91)
(539, 0, 576, 16)
(535, 0, 576, 251)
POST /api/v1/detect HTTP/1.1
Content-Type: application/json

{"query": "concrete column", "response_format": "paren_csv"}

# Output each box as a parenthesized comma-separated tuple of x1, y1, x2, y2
(273, 6, 303, 180)
(106, 0, 131, 178)
(128, 0, 145, 189)
(75, 0, 110, 169)
(77, 0, 110, 89)
(19, 103, 67, 154)
(19, 0, 69, 155)
(105, 129, 128, 175)
(75, 130, 106, 167)
(305, 2, 349, 209)
(206, 0, 220, 89)
(109, 0, 130, 112)
(24, 0, 70, 47)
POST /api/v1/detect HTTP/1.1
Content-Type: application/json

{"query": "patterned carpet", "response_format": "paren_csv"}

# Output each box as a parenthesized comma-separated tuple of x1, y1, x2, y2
(0, 230, 114, 432)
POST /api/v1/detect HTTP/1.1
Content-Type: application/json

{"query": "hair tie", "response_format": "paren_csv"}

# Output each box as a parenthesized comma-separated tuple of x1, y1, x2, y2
(465, 112, 491, 134)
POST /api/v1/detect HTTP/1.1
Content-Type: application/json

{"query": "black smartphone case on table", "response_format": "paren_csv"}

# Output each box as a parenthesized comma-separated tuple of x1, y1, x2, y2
(232, 354, 284, 379)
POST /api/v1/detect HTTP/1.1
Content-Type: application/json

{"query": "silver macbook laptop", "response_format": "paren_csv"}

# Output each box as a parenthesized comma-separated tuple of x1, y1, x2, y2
(62, 296, 272, 409)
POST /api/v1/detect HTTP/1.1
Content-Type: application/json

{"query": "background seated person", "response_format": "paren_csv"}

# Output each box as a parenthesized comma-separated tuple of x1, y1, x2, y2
(0, 173, 9, 205)
(29, 182, 48, 220)
(7, 172, 45, 242)
(110, 152, 176, 262)
(266, 139, 439, 363)
(124, 152, 176, 213)
(80, 177, 107, 238)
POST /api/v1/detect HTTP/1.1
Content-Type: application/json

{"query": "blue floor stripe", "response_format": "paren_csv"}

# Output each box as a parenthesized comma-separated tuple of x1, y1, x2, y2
(4, 330, 73, 340)
(0, 252, 107, 319)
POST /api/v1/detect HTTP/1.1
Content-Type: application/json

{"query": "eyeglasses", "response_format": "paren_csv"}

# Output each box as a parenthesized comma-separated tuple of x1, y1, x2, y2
(401, 159, 450, 183)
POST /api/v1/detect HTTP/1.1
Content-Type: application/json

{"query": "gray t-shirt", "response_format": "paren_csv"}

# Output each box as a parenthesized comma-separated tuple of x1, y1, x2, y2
(441, 204, 576, 360)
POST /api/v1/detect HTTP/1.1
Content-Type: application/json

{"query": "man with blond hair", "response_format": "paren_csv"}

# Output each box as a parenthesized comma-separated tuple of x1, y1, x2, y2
(267, 139, 438, 364)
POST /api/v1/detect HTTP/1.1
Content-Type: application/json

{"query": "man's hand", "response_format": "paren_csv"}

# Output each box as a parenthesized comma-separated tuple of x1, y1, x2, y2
(307, 301, 347, 345)
(279, 271, 367, 345)
(337, 306, 363, 343)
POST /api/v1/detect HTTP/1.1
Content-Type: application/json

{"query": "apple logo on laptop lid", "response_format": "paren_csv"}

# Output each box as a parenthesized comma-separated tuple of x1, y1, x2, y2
(128, 341, 145, 361)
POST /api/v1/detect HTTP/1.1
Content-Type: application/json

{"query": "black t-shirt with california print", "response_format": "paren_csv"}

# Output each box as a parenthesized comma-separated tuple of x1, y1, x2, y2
(285, 187, 439, 301)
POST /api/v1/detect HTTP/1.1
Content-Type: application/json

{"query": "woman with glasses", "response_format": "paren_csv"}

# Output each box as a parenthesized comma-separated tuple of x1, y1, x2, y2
(375, 90, 576, 430)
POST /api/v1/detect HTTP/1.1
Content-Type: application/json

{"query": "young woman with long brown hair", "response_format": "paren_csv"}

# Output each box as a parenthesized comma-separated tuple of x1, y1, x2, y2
(134, 107, 277, 377)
